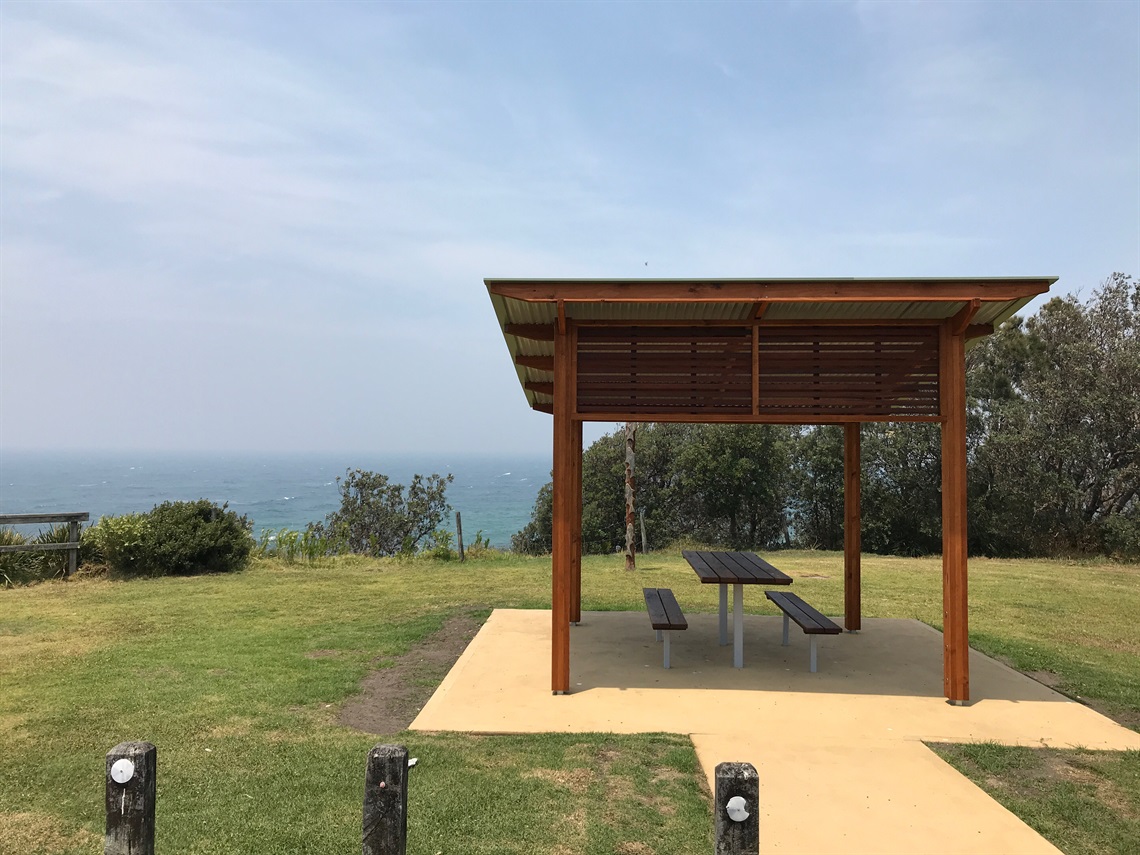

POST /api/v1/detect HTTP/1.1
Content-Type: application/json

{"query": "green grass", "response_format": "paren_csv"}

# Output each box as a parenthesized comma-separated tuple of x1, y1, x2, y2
(1, 550, 1137, 853)
(931, 743, 1140, 855)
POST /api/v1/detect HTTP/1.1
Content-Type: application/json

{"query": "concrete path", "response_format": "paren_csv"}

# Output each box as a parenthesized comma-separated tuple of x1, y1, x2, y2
(411, 609, 1140, 854)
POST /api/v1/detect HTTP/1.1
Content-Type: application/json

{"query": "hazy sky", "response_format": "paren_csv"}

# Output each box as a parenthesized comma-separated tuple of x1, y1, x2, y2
(2, 1, 1137, 456)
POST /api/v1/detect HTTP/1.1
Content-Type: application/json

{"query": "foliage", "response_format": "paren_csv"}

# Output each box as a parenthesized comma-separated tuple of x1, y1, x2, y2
(87, 501, 253, 577)
(0, 528, 33, 587)
(511, 482, 553, 555)
(255, 527, 342, 563)
(85, 513, 149, 574)
(514, 274, 1139, 559)
(307, 468, 453, 557)
(0, 524, 82, 586)
(421, 528, 457, 560)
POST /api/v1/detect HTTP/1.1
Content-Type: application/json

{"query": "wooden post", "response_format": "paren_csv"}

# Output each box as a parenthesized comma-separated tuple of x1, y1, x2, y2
(940, 324, 970, 703)
(570, 419, 583, 624)
(624, 422, 637, 571)
(362, 744, 409, 855)
(843, 423, 862, 631)
(68, 519, 79, 577)
(551, 323, 574, 693)
(105, 741, 156, 855)
(455, 512, 464, 562)
(714, 761, 759, 855)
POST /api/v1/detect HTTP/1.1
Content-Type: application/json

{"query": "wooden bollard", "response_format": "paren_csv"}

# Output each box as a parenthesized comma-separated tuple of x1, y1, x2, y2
(105, 741, 156, 855)
(714, 761, 759, 855)
(362, 744, 409, 855)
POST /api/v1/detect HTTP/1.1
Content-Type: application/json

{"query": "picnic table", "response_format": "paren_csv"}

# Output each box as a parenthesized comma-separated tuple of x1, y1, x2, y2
(682, 550, 793, 668)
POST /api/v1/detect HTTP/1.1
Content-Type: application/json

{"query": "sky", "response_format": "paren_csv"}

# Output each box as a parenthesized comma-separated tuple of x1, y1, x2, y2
(2, 1, 1137, 457)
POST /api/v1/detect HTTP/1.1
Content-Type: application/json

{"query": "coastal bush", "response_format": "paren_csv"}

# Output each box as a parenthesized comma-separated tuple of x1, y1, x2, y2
(85, 513, 149, 574)
(254, 527, 343, 564)
(136, 500, 253, 576)
(306, 468, 452, 557)
(0, 525, 80, 586)
(0, 529, 33, 586)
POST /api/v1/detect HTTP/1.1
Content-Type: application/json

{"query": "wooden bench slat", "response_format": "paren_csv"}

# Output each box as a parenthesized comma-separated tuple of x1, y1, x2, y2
(642, 588, 687, 631)
(765, 591, 841, 634)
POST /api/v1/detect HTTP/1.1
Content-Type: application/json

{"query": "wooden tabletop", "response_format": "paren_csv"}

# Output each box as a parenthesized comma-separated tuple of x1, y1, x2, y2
(682, 550, 793, 585)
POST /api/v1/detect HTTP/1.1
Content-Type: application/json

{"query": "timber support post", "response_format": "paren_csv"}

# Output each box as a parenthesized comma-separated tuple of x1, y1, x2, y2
(714, 761, 759, 855)
(105, 741, 156, 855)
(456, 511, 464, 562)
(940, 324, 970, 703)
(362, 744, 409, 855)
(844, 423, 862, 631)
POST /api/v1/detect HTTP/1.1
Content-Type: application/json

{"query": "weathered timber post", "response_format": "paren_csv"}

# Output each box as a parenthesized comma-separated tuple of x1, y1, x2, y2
(714, 761, 759, 855)
(105, 741, 156, 855)
(456, 511, 464, 562)
(68, 519, 80, 577)
(363, 743, 409, 855)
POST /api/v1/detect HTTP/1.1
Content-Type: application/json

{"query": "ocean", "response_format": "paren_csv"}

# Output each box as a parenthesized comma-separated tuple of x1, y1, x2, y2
(0, 451, 551, 549)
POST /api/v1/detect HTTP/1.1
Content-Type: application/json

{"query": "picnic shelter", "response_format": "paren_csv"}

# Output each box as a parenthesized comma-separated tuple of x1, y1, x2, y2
(487, 277, 1056, 703)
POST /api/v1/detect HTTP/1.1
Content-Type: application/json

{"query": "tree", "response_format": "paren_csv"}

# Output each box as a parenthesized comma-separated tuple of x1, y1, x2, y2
(308, 469, 453, 557)
(968, 273, 1139, 556)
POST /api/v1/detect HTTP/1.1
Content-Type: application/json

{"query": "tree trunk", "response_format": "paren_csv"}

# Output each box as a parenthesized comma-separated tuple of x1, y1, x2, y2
(625, 423, 637, 570)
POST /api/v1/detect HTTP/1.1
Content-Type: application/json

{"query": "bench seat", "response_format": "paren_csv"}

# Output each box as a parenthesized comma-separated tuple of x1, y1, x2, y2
(643, 587, 687, 668)
(765, 591, 841, 672)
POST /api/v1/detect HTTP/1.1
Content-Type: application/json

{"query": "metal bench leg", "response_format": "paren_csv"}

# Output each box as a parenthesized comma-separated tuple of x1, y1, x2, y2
(663, 632, 671, 669)
(782, 613, 790, 646)
(656, 629, 662, 642)
(810, 636, 818, 673)
(719, 584, 728, 645)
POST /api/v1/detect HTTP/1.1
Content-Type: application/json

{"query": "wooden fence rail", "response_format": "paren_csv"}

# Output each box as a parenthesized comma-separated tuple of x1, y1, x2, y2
(103, 740, 758, 854)
(0, 512, 89, 578)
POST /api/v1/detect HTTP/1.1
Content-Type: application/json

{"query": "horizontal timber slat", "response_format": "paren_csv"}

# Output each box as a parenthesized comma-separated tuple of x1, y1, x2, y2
(0, 513, 90, 525)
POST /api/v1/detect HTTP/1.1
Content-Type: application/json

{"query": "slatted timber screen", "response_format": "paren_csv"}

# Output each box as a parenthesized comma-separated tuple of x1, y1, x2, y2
(574, 324, 941, 418)
(576, 326, 753, 414)
(757, 325, 939, 417)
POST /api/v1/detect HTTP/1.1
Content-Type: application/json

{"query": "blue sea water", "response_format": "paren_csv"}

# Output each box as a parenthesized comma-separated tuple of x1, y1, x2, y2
(0, 451, 550, 549)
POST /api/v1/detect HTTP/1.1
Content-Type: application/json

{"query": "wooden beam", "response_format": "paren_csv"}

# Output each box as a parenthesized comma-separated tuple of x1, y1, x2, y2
(557, 299, 567, 335)
(844, 423, 862, 631)
(570, 420, 583, 624)
(950, 299, 981, 336)
(940, 323, 970, 703)
(752, 301, 770, 320)
(525, 381, 554, 396)
(487, 278, 1055, 304)
(551, 324, 574, 694)
(515, 354, 554, 371)
(572, 411, 944, 424)
(965, 323, 994, 340)
(752, 324, 760, 414)
(532, 402, 553, 415)
(505, 323, 555, 341)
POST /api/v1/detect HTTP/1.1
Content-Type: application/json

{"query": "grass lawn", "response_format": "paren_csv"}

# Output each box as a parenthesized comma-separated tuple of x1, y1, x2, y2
(1, 550, 1137, 853)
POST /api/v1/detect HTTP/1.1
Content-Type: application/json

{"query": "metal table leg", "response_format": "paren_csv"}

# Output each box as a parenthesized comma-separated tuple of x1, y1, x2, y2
(719, 584, 728, 645)
(733, 583, 744, 668)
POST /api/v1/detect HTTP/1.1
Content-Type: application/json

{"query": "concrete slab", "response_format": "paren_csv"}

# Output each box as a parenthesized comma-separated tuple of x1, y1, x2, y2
(410, 609, 1140, 853)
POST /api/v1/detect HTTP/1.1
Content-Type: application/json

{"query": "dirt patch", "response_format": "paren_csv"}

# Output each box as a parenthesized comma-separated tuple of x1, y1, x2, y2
(338, 612, 483, 735)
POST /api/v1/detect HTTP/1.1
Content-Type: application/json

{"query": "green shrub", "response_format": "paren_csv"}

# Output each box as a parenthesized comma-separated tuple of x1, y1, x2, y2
(0, 528, 33, 587)
(86, 513, 150, 575)
(134, 500, 253, 577)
